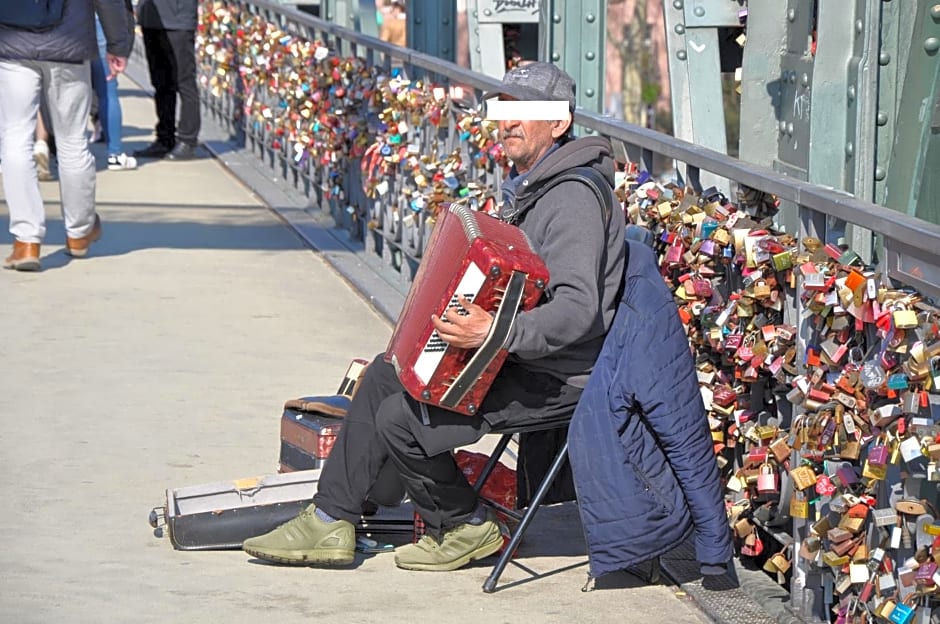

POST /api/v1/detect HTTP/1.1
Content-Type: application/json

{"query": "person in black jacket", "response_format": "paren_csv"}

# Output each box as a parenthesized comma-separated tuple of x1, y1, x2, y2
(0, 0, 132, 271)
(241, 62, 626, 572)
(133, 0, 200, 160)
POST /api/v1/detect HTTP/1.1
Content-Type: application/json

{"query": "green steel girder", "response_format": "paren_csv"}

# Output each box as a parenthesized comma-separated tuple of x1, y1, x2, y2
(883, 1, 940, 221)
(408, 0, 457, 62)
(774, 0, 814, 180)
(808, 0, 878, 259)
(468, 0, 542, 78)
(738, 1, 788, 169)
(538, 0, 605, 114)
(663, 0, 739, 192)
(358, 0, 378, 38)
(808, 0, 873, 196)
(873, 0, 905, 204)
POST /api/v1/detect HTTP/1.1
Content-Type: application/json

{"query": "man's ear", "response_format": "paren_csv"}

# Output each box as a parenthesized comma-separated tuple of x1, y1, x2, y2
(551, 114, 573, 139)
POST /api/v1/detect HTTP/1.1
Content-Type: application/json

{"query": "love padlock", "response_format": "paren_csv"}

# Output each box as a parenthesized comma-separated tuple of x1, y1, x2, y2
(815, 473, 836, 496)
(757, 463, 778, 494)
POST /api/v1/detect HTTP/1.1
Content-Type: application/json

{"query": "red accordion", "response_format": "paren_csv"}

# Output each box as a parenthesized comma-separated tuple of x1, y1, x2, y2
(385, 202, 549, 415)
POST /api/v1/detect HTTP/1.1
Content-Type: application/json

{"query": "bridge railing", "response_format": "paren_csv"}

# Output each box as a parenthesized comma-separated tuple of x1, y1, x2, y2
(195, 0, 940, 298)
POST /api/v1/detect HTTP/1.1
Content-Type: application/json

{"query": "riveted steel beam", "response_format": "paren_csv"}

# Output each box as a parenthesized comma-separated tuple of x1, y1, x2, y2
(539, 0, 604, 114)
(664, 0, 738, 193)
(358, 0, 378, 38)
(409, 0, 457, 62)
(883, 0, 940, 222)
(738, 1, 788, 169)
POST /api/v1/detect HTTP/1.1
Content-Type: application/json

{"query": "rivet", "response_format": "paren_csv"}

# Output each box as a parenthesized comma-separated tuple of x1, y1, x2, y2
(787, 8, 796, 21)
(442, 48, 450, 54)
(585, 88, 595, 97)
(877, 51, 890, 65)
(673, 0, 683, 9)
(415, 17, 422, 24)
(926, 37, 940, 53)
(442, 18, 450, 25)
(552, 52, 561, 61)
(855, 19, 864, 34)
(875, 166, 886, 181)
(779, 120, 787, 132)
(801, 73, 809, 86)
(694, 6, 705, 17)
(586, 13, 595, 23)
(675, 24, 685, 35)
(553, 13, 561, 23)
(846, 142, 854, 157)
(847, 85, 856, 101)
(483, 9, 491, 16)
(586, 51, 596, 61)
(789, 72, 796, 84)
(677, 49, 687, 60)
(932, 4, 940, 20)
(787, 122, 794, 135)
(877, 111, 888, 126)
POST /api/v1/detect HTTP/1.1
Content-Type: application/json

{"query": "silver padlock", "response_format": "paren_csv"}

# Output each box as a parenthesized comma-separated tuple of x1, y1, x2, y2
(878, 572, 897, 593)
(914, 604, 931, 624)
(903, 390, 921, 414)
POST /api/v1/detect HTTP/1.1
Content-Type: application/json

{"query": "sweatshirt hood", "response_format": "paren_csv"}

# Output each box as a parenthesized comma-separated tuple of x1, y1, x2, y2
(520, 136, 615, 195)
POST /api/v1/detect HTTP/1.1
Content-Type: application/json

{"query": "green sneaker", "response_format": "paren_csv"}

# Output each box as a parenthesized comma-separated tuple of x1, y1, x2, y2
(242, 504, 355, 566)
(394, 512, 503, 572)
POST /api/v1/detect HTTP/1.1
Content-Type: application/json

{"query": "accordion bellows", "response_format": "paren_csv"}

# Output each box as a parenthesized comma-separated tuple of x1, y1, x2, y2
(386, 202, 549, 415)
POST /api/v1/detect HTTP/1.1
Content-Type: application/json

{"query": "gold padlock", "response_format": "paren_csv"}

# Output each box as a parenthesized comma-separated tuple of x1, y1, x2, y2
(790, 496, 810, 519)
(839, 515, 865, 534)
(790, 465, 817, 490)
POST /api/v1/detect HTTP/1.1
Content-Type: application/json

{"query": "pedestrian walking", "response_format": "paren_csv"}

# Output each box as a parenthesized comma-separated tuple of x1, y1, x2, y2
(134, 0, 200, 161)
(0, 0, 133, 271)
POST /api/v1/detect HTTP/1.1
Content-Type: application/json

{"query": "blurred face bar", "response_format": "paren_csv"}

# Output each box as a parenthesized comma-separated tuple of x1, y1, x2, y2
(485, 99, 570, 121)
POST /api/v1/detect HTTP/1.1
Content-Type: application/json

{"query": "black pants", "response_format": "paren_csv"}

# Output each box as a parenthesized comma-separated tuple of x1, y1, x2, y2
(142, 28, 200, 146)
(313, 353, 582, 539)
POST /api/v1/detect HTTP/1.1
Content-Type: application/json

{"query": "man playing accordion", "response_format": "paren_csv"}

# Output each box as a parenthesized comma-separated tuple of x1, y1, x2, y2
(243, 62, 626, 572)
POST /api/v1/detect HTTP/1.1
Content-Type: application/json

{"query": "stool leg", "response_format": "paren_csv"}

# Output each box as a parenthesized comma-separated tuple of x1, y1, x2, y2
(482, 441, 569, 593)
(472, 434, 513, 494)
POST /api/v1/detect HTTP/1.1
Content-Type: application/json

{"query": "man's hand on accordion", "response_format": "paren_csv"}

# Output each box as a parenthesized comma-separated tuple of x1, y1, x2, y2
(430, 296, 494, 350)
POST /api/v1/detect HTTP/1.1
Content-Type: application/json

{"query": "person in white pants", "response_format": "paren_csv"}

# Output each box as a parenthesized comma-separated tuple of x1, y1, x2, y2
(0, 0, 131, 271)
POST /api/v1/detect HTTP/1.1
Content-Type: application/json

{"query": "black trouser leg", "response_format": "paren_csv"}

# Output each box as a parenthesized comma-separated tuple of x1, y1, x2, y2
(313, 354, 488, 538)
(165, 29, 200, 145)
(142, 28, 177, 147)
(313, 355, 580, 541)
(376, 394, 490, 540)
(313, 355, 406, 523)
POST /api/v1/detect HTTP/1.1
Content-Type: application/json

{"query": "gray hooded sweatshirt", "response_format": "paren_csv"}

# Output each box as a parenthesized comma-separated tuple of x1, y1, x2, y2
(499, 135, 626, 388)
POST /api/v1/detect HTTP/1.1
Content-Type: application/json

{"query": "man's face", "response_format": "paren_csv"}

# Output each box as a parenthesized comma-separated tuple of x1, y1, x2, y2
(496, 98, 572, 174)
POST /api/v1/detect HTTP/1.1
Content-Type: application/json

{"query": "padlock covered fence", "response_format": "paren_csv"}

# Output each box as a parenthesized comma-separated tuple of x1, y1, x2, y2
(191, 1, 940, 621)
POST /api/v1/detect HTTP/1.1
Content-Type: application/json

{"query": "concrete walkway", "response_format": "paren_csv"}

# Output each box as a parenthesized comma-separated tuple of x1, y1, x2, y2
(0, 79, 712, 624)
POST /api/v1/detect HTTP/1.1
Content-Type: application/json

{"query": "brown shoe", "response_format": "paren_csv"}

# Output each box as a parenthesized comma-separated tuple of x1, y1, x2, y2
(3, 241, 41, 271)
(65, 215, 102, 258)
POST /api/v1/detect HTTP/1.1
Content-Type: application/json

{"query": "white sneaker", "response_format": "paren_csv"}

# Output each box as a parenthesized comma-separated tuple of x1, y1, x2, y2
(107, 153, 138, 171)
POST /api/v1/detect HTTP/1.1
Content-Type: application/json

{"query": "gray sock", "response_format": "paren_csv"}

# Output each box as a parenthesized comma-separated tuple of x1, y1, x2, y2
(315, 507, 338, 523)
(467, 505, 488, 526)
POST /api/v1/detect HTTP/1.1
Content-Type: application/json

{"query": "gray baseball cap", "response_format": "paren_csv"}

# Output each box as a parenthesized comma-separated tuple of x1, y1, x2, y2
(482, 62, 577, 111)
